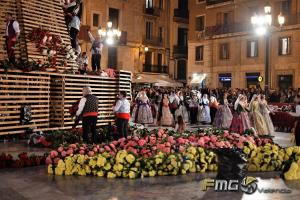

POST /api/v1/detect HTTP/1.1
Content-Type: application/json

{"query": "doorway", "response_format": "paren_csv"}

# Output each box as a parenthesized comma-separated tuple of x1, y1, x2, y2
(177, 60, 186, 80)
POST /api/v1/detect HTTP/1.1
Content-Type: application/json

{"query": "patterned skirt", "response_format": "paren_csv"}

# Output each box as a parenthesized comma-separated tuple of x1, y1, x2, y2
(229, 112, 244, 134)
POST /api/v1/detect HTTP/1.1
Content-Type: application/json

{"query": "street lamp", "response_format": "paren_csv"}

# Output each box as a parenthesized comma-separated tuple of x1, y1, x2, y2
(98, 21, 122, 45)
(251, 4, 285, 93)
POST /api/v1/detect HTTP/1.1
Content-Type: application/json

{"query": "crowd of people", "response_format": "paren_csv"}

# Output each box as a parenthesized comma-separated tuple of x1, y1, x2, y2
(131, 87, 300, 135)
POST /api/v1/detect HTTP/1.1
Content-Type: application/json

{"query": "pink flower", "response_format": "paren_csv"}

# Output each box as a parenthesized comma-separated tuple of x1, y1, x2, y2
(50, 150, 58, 158)
(151, 146, 157, 151)
(138, 139, 147, 146)
(104, 145, 111, 152)
(162, 147, 171, 153)
(197, 138, 205, 147)
(93, 147, 98, 153)
(150, 138, 156, 145)
(167, 136, 175, 144)
(54, 157, 60, 165)
(210, 136, 218, 143)
(46, 156, 52, 165)
(79, 150, 85, 155)
(179, 145, 185, 153)
(177, 138, 185, 144)
(66, 149, 73, 155)
(57, 147, 64, 153)
(99, 148, 105, 153)
(88, 151, 95, 157)
(61, 151, 67, 157)
(111, 140, 118, 146)
(165, 142, 171, 147)
(133, 136, 139, 141)
(79, 147, 85, 151)
(118, 138, 126, 143)
(203, 136, 210, 142)
(162, 133, 167, 138)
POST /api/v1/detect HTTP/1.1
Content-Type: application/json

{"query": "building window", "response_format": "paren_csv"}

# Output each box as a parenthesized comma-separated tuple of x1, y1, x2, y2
(195, 46, 204, 61)
(146, 21, 153, 39)
(159, 0, 163, 9)
(247, 40, 258, 58)
(146, 0, 153, 8)
(158, 27, 163, 43)
(220, 43, 229, 60)
(109, 8, 119, 28)
(157, 53, 163, 66)
(92, 13, 100, 27)
(195, 15, 205, 31)
(281, 0, 291, 14)
(279, 37, 291, 55)
(196, 0, 205, 4)
(108, 47, 118, 69)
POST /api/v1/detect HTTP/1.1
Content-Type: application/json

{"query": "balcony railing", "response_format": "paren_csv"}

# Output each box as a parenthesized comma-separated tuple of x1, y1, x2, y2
(144, 7, 160, 17)
(143, 64, 168, 74)
(173, 45, 188, 58)
(203, 23, 249, 37)
(206, 0, 233, 6)
(173, 9, 189, 23)
(143, 36, 163, 47)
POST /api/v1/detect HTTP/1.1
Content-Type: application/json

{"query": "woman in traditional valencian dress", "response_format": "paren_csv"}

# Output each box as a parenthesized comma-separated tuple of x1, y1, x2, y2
(133, 91, 153, 124)
(189, 92, 199, 124)
(260, 94, 275, 135)
(249, 95, 268, 135)
(240, 95, 252, 131)
(213, 92, 233, 129)
(160, 94, 174, 126)
(198, 94, 211, 124)
(230, 95, 251, 133)
(175, 91, 189, 123)
(209, 96, 218, 125)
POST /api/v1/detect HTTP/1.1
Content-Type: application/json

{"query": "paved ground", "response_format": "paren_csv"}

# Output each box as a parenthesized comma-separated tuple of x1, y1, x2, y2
(0, 126, 298, 200)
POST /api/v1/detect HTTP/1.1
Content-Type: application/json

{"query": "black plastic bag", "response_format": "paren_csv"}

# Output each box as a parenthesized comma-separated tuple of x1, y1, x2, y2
(215, 148, 247, 180)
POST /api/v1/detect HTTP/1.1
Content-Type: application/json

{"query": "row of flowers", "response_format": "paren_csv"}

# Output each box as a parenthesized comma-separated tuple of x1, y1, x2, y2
(47, 142, 300, 179)
(0, 152, 47, 169)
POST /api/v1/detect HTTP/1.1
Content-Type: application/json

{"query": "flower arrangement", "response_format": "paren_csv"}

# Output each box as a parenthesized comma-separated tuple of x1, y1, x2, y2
(46, 128, 299, 179)
(0, 152, 46, 169)
(28, 27, 77, 69)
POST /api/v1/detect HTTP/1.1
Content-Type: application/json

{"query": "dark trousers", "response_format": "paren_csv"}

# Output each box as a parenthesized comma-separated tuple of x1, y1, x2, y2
(82, 116, 98, 143)
(190, 107, 198, 124)
(116, 118, 129, 138)
(92, 54, 101, 71)
(70, 27, 79, 49)
(5, 37, 16, 63)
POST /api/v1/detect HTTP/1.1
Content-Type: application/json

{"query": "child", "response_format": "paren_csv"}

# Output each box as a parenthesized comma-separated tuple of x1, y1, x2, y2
(174, 116, 186, 133)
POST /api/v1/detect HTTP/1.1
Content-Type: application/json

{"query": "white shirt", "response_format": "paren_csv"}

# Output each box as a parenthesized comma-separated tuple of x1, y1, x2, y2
(76, 97, 86, 116)
(88, 31, 103, 55)
(69, 16, 80, 30)
(6, 20, 20, 36)
(113, 98, 130, 113)
(290, 105, 300, 117)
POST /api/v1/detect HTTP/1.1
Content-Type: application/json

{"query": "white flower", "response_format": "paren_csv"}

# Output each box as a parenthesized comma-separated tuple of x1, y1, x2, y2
(66, 45, 72, 50)
(42, 36, 48, 44)
(66, 54, 70, 59)
(42, 49, 48, 55)
(48, 36, 52, 42)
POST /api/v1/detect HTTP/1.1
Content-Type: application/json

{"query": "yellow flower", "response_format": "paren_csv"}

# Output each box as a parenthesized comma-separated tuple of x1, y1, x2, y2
(155, 158, 163, 165)
(104, 163, 111, 171)
(97, 155, 107, 167)
(248, 164, 257, 171)
(116, 150, 127, 163)
(286, 147, 293, 156)
(167, 165, 173, 171)
(85, 165, 91, 174)
(284, 162, 299, 180)
(77, 155, 85, 165)
(135, 161, 141, 167)
(78, 168, 86, 176)
(181, 169, 186, 174)
(48, 164, 53, 174)
(89, 158, 97, 169)
(113, 163, 123, 171)
(107, 172, 117, 178)
(129, 171, 136, 179)
(188, 146, 197, 155)
(125, 154, 135, 164)
(171, 159, 177, 168)
(122, 171, 129, 178)
(149, 170, 156, 177)
(243, 147, 251, 155)
(97, 170, 105, 177)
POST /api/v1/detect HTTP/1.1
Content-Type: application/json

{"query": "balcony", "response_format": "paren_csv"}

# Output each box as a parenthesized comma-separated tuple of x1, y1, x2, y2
(144, 7, 160, 17)
(203, 23, 249, 38)
(143, 64, 168, 74)
(143, 36, 163, 47)
(173, 9, 189, 24)
(173, 45, 188, 59)
(206, 0, 234, 6)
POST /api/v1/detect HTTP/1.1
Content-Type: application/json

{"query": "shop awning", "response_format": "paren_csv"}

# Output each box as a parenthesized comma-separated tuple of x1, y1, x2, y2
(133, 73, 183, 87)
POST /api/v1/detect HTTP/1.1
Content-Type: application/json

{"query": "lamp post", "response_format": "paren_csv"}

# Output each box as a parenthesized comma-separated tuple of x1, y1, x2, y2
(251, 4, 285, 94)
(98, 21, 122, 45)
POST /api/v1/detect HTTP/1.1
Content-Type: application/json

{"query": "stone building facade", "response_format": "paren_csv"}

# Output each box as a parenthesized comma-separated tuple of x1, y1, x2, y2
(188, 0, 300, 89)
